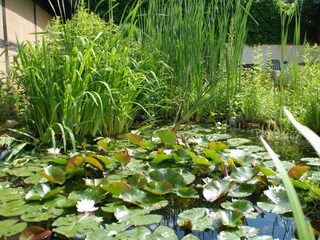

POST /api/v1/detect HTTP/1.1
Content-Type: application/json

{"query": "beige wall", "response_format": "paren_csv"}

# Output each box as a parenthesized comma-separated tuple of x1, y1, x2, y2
(0, 0, 52, 73)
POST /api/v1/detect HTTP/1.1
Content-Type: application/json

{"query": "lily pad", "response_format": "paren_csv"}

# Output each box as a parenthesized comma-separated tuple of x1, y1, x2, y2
(203, 179, 230, 202)
(288, 165, 310, 180)
(176, 187, 199, 198)
(144, 181, 173, 195)
(219, 210, 243, 227)
(228, 183, 255, 197)
(0, 219, 27, 238)
(218, 226, 259, 239)
(20, 226, 52, 240)
(148, 169, 186, 189)
(221, 200, 258, 218)
(228, 167, 256, 183)
(177, 208, 219, 231)
(108, 226, 152, 240)
(227, 138, 251, 147)
(0, 199, 26, 217)
(300, 157, 320, 166)
(153, 226, 178, 240)
(39, 165, 66, 185)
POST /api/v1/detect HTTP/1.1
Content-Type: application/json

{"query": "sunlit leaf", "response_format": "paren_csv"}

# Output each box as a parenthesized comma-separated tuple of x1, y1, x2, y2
(148, 169, 186, 189)
(228, 167, 256, 183)
(144, 181, 173, 195)
(0, 187, 26, 202)
(20, 226, 52, 240)
(204, 148, 224, 164)
(181, 234, 199, 240)
(25, 183, 63, 201)
(155, 129, 176, 146)
(66, 155, 85, 173)
(218, 226, 259, 239)
(227, 138, 251, 147)
(97, 138, 115, 151)
(300, 157, 320, 166)
(257, 164, 276, 177)
(177, 208, 219, 231)
(203, 179, 230, 202)
(219, 210, 243, 227)
(125, 133, 146, 147)
(176, 187, 199, 199)
(123, 213, 163, 226)
(21, 205, 64, 222)
(83, 155, 105, 171)
(84, 178, 108, 187)
(228, 183, 255, 197)
(153, 226, 178, 240)
(221, 200, 258, 218)
(0, 200, 26, 217)
(188, 151, 211, 166)
(114, 151, 131, 164)
(108, 226, 151, 240)
(101, 182, 132, 196)
(0, 219, 27, 238)
(208, 142, 228, 151)
(152, 153, 172, 164)
(39, 165, 66, 185)
(288, 165, 310, 180)
(53, 214, 103, 238)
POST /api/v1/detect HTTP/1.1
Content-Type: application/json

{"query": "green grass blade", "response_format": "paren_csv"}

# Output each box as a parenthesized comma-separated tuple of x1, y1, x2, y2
(260, 135, 315, 240)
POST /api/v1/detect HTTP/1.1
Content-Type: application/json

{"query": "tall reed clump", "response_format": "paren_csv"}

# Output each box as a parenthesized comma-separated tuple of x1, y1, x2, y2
(141, 0, 253, 125)
(11, 6, 166, 148)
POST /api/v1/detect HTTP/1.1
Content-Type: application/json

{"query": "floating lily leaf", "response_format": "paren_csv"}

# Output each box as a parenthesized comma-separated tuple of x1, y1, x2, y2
(0, 219, 27, 238)
(119, 189, 147, 205)
(148, 169, 186, 189)
(263, 160, 295, 170)
(24, 174, 48, 185)
(102, 182, 132, 196)
(66, 155, 85, 173)
(84, 178, 109, 188)
(218, 226, 259, 239)
(0, 187, 26, 202)
(208, 142, 228, 151)
(257, 187, 291, 214)
(219, 210, 243, 227)
(176, 187, 199, 198)
(122, 213, 163, 226)
(177, 169, 196, 185)
(0, 200, 26, 217)
(188, 151, 211, 167)
(228, 167, 256, 183)
(20, 226, 52, 240)
(53, 214, 103, 238)
(152, 153, 172, 164)
(309, 172, 320, 181)
(181, 234, 200, 240)
(25, 183, 63, 201)
(208, 134, 231, 141)
(237, 145, 265, 153)
(83, 155, 105, 171)
(153, 226, 178, 240)
(86, 222, 130, 239)
(125, 133, 146, 147)
(21, 205, 64, 222)
(39, 165, 66, 185)
(97, 138, 115, 151)
(144, 181, 173, 195)
(5, 166, 42, 177)
(177, 208, 217, 231)
(300, 157, 320, 166)
(155, 129, 176, 146)
(127, 174, 148, 188)
(227, 138, 251, 147)
(203, 179, 230, 202)
(108, 226, 152, 240)
(114, 151, 131, 165)
(257, 165, 276, 177)
(288, 165, 310, 180)
(228, 183, 255, 197)
(221, 200, 258, 219)
(204, 149, 224, 164)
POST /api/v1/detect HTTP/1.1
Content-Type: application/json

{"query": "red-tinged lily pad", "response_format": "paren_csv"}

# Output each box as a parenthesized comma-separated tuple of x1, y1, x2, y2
(66, 155, 85, 173)
(288, 165, 310, 180)
(144, 181, 173, 195)
(20, 226, 52, 240)
(204, 148, 224, 164)
(113, 151, 131, 165)
(101, 182, 132, 196)
(39, 165, 66, 185)
(155, 129, 177, 146)
(208, 142, 228, 151)
(0, 219, 27, 238)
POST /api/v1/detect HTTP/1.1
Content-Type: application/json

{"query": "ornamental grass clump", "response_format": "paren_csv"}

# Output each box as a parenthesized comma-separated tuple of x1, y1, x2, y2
(11, 8, 167, 147)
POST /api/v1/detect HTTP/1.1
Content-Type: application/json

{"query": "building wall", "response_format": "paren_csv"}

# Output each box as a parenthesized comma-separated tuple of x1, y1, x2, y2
(0, 0, 52, 73)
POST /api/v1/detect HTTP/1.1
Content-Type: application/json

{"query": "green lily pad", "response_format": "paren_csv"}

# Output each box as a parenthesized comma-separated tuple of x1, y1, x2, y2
(257, 187, 292, 214)
(102, 182, 132, 196)
(144, 181, 173, 195)
(53, 214, 103, 238)
(148, 169, 186, 189)
(221, 200, 258, 218)
(108, 226, 152, 240)
(204, 148, 224, 164)
(152, 153, 173, 164)
(176, 187, 199, 198)
(208, 142, 229, 151)
(203, 179, 230, 202)
(181, 234, 200, 240)
(0, 187, 26, 202)
(153, 226, 178, 240)
(39, 165, 66, 185)
(0, 219, 27, 238)
(219, 210, 243, 227)
(228, 167, 256, 183)
(218, 226, 259, 239)
(227, 138, 251, 147)
(177, 208, 218, 231)
(122, 213, 163, 226)
(300, 157, 320, 166)
(228, 183, 255, 197)
(21, 205, 64, 222)
(155, 129, 177, 146)
(208, 134, 231, 141)
(0, 199, 26, 217)
(86, 222, 130, 239)
(25, 183, 63, 201)
(188, 151, 211, 167)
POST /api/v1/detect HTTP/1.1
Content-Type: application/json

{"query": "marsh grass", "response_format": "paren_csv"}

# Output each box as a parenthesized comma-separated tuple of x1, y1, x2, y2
(142, 0, 253, 125)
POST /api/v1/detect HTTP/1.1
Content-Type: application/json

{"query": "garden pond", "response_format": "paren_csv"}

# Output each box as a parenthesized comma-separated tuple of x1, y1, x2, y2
(0, 124, 319, 240)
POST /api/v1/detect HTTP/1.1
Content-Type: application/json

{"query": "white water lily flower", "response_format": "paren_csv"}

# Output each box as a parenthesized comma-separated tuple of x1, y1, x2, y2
(76, 199, 98, 215)
(47, 147, 61, 155)
(163, 149, 172, 155)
